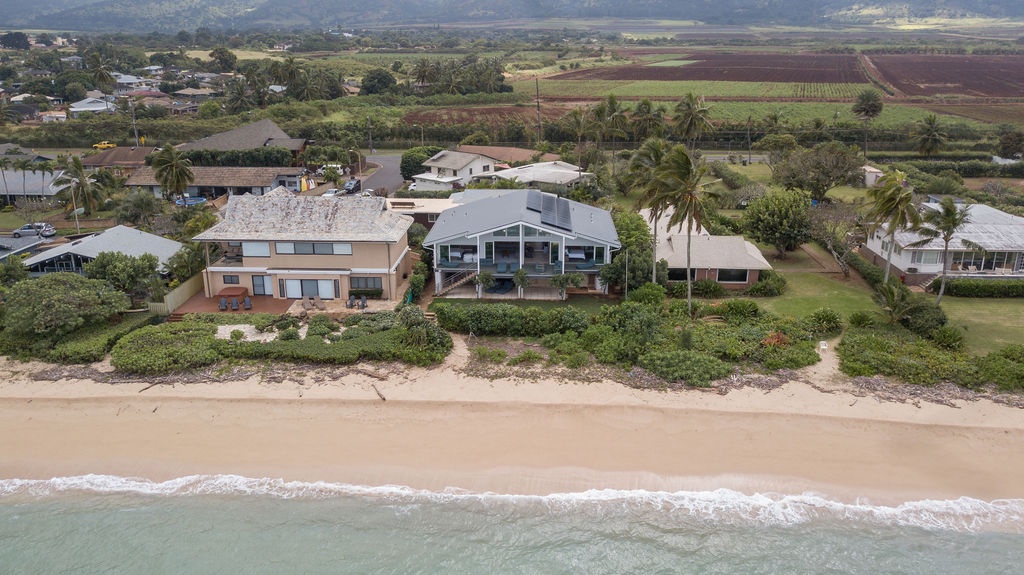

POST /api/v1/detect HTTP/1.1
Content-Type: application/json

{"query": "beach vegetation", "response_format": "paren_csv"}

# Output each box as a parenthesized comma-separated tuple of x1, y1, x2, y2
(278, 327, 301, 341)
(803, 307, 844, 337)
(2, 273, 130, 338)
(508, 349, 545, 366)
(637, 349, 731, 387)
(472, 346, 508, 364)
(110, 322, 221, 374)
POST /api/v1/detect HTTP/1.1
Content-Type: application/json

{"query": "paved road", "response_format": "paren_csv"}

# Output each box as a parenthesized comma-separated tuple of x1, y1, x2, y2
(363, 153, 404, 196)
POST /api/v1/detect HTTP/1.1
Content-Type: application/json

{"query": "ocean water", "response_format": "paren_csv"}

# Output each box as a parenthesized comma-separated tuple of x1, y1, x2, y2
(2, 475, 1023, 574)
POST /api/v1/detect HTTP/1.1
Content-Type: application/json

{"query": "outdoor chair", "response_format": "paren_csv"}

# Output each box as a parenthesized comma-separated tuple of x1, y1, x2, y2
(313, 295, 327, 310)
(360, 295, 368, 309)
(302, 297, 314, 310)
(218, 297, 228, 311)
(345, 295, 355, 309)
(497, 262, 508, 274)
(243, 296, 252, 310)
(510, 263, 520, 273)
(535, 263, 544, 273)
(230, 297, 240, 311)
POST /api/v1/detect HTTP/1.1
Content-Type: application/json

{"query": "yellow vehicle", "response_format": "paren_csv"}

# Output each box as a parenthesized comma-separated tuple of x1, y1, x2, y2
(92, 141, 117, 149)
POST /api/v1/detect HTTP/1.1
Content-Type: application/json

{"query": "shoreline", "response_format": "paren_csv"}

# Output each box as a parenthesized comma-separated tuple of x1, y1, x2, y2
(2, 340, 1024, 505)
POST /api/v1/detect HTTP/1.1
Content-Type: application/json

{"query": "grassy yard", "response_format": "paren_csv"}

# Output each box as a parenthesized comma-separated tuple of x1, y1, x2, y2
(428, 294, 615, 315)
(939, 297, 1024, 355)
(757, 271, 876, 320)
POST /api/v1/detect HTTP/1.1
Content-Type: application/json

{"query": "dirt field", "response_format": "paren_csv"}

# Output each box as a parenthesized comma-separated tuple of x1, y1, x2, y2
(868, 54, 1024, 97)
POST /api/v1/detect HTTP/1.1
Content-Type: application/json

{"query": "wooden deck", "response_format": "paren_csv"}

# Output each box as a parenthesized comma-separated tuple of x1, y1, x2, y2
(173, 293, 295, 316)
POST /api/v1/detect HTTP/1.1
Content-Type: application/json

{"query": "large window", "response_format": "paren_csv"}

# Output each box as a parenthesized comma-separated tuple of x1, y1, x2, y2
(282, 279, 336, 299)
(668, 268, 695, 281)
(276, 242, 351, 255)
(241, 242, 270, 257)
(351, 277, 382, 290)
(717, 269, 749, 283)
(911, 251, 941, 265)
(223, 275, 240, 285)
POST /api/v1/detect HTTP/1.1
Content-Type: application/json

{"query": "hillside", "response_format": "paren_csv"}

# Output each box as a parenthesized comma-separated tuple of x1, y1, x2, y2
(5, 0, 1024, 32)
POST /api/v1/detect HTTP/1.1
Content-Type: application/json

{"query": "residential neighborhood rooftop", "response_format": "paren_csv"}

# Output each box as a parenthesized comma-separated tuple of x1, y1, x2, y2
(126, 166, 303, 188)
(176, 119, 296, 152)
(22, 225, 183, 268)
(893, 202, 1024, 252)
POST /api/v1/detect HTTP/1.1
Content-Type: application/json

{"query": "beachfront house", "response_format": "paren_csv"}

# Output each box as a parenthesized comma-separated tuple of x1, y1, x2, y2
(422, 189, 620, 297)
(862, 202, 1024, 285)
(192, 188, 413, 301)
(22, 225, 183, 276)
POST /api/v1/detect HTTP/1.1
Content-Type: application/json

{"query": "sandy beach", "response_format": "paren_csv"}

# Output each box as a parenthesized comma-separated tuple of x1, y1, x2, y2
(2, 336, 1023, 504)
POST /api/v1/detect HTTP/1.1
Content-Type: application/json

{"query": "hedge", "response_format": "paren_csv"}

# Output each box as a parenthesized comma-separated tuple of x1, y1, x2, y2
(46, 312, 161, 363)
(434, 303, 590, 337)
(929, 278, 1024, 298)
(110, 322, 222, 374)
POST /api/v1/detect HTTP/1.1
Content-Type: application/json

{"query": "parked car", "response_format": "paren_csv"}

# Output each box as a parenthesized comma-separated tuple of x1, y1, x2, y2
(92, 141, 117, 149)
(322, 188, 340, 198)
(12, 223, 56, 238)
(342, 179, 361, 194)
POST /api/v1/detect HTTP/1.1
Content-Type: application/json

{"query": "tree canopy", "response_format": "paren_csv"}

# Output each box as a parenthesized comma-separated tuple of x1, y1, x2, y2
(772, 141, 862, 203)
(3, 273, 130, 337)
(742, 188, 812, 258)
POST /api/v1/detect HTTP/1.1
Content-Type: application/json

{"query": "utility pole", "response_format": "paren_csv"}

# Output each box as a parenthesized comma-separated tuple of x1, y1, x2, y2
(368, 118, 374, 154)
(535, 77, 542, 143)
(129, 97, 140, 147)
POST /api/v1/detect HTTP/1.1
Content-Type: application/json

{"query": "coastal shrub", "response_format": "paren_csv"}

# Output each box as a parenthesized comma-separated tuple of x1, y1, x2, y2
(306, 314, 339, 337)
(434, 303, 588, 337)
(562, 351, 590, 369)
(930, 326, 965, 351)
(507, 349, 544, 366)
(275, 317, 300, 331)
(230, 329, 245, 341)
(974, 345, 1024, 392)
(627, 282, 667, 307)
(761, 340, 820, 370)
(343, 314, 365, 327)
(848, 311, 876, 328)
(709, 160, 753, 190)
(930, 278, 1024, 298)
(715, 299, 761, 322)
(691, 279, 726, 298)
(744, 270, 788, 297)
(637, 349, 731, 387)
(182, 312, 277, 328)
(45, 312, 160, 364)
(900, 299, 947, 337)
(472, 346, 507, 364)
(277, 327, 300, 341)
(836, 326, 971, 386)
(804, 307, 844, 337)
(111, 322, 221, 374)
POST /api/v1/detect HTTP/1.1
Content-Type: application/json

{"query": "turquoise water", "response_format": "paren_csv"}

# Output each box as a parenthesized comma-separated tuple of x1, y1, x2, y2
(2, 475, 1023, 574)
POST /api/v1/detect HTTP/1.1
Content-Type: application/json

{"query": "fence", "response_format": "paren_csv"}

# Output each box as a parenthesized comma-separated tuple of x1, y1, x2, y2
(148, 274, 204, 315)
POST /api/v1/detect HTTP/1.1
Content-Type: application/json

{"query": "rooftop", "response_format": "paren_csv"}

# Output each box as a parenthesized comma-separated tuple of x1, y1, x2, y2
(127, 166, 303, 188)
(177, 119, 296, 152)
(456, 145, 559, 164)
(893, 202, 1024, 252)
(659, 234, 772, 270)
(23, 225, 183, 267)
(423, 150, 480, 170)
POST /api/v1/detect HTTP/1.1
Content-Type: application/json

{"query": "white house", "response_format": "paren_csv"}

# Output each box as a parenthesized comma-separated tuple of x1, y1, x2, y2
(412, 150, 494, 191)
(862, 165, 884, 187)
(863, 202, 1024, 284)
(68, 97, 117, 117)
(482, 161, 592, 188)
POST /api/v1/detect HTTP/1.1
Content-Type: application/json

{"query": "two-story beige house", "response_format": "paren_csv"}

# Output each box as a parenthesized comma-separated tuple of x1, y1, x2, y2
(193, 188, 413, 301)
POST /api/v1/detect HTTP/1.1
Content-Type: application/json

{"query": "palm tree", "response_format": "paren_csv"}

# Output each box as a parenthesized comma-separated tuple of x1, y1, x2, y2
(53, 156, 98, 226)
(560, 107, 599, 167)
(629, 137, 672, 283)
(672, 92, 713, 150)
(593, 95, 628, 156)
(0, 157, 11, 204)
(0, 98, 20, 126)
(114, 189, 162, 229)
(86, 52, 115, 93)
(13, 158, 34, 201)
(151, 147, 194, 202)
(852, 89, 883, 157)
(225, 78, 253, 114)
(658, 145, 716, 314)
(867, 169, 921, 285)
(35, 160, 54, 197)
(629, 98, 666, 143)
(907, 198, 976, 304)
(912, 114, 947, 159)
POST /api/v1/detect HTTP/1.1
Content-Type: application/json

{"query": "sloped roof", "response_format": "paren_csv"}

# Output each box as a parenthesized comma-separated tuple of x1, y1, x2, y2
(892, 202, 1024, 252)
(423, 150, 480, 170)
(489, 161, 591, 186)
(423, 189, 619, 247)
(177, 119, 294, 152)
(23, 225, 183, 267)
(456, 145, 559, 164)
(639, 207, 711, 238)
(660, 235, 772, 271)
(81, 146, 156, 168)
(265, 137, 306, 151)
(127, 166, 303, 187)
(193, 187, 412, 243)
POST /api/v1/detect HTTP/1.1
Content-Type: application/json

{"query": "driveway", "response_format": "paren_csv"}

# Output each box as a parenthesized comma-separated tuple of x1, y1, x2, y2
(364, 153, 404, 196)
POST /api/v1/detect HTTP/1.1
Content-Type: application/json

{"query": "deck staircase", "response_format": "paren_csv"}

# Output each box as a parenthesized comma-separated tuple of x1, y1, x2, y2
(437, 268, 478, 296)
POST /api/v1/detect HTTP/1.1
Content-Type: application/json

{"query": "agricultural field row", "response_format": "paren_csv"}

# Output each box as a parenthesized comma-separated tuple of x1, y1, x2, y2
(512, 79, 873, 99)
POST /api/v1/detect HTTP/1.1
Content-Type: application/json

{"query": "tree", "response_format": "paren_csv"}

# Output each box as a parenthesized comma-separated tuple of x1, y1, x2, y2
(399, 146, 444, 180)
(743, 188, 812, 259)
(0, 253, 28, 287)
(912, 114, 947, 159)
(866, 169, 921, 284)
(598, 211, 662, 293)
(3, 273, 130, 337)
(360, 68, 397, 95)
(996, 129, 1024, 160)
(852, 89, 883, 156)
(658, 145, 716, 314)
(114, 189, 162, 228)
(0, 32, 30, 50)
(0, 157, 11, 203)
(560, 107, 599, 167)
(874, 283, 922, 325)
(53, 156, 100, 217)
(549, 272, 586, 301)
(224, 78, 253, 114)
(906, 198, 975, 304)
(164, 243, 207, 281)
(672, 92, 713, 150)
(772, 141, 862, 203)
(808, 201, 864, 278)
(208, 46, 238, 72)
(0, 98, 20, 127)
(83, 252, 160, 304)
(629, 98, 665, 143)
(512, 266, 530, 299)
(12, 158, 34, 201)
(629, 137, 671, 283)
(151, 146, 194, 201)
(752, 133, 799, 174)
(86, 52, 114, 93)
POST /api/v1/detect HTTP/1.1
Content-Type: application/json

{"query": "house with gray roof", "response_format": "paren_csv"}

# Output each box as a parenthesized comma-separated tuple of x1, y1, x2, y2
(192, 187, 413, 301)
(422, 189, 620, 297)
(863, 202, 1024, 285)
(480, 161, 593, 188)
(659, 235, 772, 289)
(176, 119, 306, 163)
(126, 166, 307, 199)
(23, 225, 183, 276)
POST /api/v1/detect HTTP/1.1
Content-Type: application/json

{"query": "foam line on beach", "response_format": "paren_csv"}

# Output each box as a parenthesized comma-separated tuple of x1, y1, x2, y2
(3, 474, 1022, 533)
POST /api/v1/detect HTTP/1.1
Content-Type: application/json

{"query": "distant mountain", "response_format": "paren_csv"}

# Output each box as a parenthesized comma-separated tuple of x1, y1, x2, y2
(6, 0, 1024, 33)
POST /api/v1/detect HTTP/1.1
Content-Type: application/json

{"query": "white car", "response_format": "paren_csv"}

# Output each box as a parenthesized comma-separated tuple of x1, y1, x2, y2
(322, 188, 340, 198)
(407, 182, 418, 191)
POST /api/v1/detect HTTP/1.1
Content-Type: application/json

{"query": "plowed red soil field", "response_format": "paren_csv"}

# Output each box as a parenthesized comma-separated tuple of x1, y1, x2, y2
(547, 52, 866, 84)
(867, 54, 1024, 97)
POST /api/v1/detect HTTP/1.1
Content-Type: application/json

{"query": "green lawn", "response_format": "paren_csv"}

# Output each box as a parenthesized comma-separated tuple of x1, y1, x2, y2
(757, 271, 875, 320)
(939, 297, 1024, 355)
(0, 212, 27, 229)
(428, 294, 615, 315)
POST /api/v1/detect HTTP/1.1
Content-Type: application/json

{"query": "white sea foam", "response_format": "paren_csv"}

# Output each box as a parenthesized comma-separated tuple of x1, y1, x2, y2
(2, 475, 1022, 533)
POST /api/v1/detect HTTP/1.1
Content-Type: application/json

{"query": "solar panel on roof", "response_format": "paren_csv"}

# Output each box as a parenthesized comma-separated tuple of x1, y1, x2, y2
(526, 190, 543, 213)
(540, 194, 558, 226)
(555, 197, 573, 230)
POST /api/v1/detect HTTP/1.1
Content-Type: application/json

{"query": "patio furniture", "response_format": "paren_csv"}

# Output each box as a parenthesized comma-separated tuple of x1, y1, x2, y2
(497, 262, 508, 274)
(510, 263, 520, 273)
(313, 295, 327, 310)
(301, 297, 314, 310)
(345, 295, 355, 309)
(535, 263, 544, 273)
(575, 261, 595, 270)
(243, 296, 252, 310)
(218, 297, 228, 311)
(230, 297, 240, 311)
(479, 258, 493, 267)
(360, 295, 368, 309)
